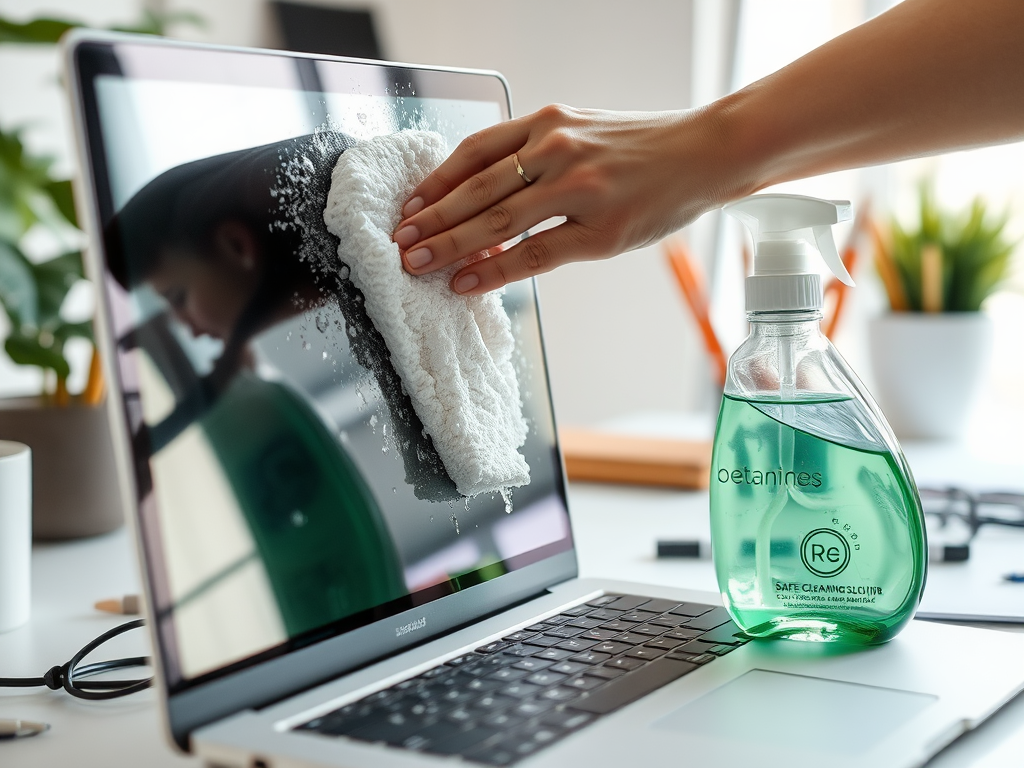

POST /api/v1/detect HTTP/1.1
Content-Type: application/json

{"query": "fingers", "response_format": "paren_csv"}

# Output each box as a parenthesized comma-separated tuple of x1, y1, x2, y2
(400, 181, 557, 274)
(449, 221, 594, 295)
(395, 152, 537, 261)
(401, 118, 533, 217)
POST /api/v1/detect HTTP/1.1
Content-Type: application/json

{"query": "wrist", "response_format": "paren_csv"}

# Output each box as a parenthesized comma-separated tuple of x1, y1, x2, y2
(701, 88, 773, 205)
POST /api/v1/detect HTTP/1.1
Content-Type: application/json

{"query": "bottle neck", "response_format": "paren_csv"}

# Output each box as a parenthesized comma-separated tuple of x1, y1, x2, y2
(746, 309, 823, 334)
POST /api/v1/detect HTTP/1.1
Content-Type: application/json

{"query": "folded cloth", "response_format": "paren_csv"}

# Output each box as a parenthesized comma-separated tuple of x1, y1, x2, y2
(323, 131, 530, 497)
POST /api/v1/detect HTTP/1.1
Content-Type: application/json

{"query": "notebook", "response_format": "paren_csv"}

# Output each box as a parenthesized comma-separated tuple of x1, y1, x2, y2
(65, 30, 1024, 768)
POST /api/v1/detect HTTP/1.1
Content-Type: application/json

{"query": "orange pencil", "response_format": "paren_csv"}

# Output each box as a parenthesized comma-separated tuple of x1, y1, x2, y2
(664, 240, 727, 386)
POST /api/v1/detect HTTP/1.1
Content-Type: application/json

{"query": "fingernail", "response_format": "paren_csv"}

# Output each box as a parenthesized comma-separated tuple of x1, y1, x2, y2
(403, 196, 424, 217)
(394, 224, 420, 248)
(454, 273, 480, 294)
(406, 247, 433, 269)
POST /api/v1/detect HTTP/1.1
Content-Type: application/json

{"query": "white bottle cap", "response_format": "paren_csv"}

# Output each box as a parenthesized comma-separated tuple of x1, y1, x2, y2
(724, 194, 854, 312)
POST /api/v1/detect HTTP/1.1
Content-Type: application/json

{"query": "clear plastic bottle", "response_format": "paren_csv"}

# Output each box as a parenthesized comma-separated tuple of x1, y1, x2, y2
(710, 195, 927, 645)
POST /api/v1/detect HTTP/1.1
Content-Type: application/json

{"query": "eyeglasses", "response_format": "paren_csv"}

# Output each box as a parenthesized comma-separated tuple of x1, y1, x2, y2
(0, 619, 152, 700)
(921, 487, 1024, 539)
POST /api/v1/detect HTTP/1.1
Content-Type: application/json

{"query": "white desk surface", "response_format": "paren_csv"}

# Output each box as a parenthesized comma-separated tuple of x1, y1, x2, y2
(2, 440, 1023, 767)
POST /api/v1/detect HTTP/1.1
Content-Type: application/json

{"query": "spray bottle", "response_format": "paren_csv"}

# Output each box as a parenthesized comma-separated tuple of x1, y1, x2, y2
(710, 193, 926, 644)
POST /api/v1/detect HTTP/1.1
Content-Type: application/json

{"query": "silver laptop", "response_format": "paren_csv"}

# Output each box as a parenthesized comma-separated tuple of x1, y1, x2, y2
(65, 31, 1024, 768)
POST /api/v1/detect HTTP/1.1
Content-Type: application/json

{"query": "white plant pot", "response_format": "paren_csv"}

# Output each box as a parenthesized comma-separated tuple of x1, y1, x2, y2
(868, 313, 993, 440)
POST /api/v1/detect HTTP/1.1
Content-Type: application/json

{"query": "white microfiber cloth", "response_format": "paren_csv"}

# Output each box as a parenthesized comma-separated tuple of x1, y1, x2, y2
(323, 131, 530, 497)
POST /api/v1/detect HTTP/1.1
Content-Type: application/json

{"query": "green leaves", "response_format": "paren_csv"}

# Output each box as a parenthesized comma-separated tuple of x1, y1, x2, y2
(888, 183, 1018, 312)
(0, 10, 204, 44)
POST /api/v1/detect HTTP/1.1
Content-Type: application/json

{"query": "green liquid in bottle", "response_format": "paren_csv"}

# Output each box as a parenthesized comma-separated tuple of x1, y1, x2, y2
(710, 393, 926, 645)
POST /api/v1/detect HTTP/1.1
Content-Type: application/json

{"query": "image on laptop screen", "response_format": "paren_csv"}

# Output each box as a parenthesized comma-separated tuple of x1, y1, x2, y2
(75, 42, 572, 691)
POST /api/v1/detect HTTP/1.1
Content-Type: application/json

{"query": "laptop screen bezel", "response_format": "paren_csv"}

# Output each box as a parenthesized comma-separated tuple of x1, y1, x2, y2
(64, 31, 578, 749)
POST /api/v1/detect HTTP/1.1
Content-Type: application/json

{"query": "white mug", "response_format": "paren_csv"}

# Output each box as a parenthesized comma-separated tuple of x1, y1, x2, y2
(0, 441, 31, 633)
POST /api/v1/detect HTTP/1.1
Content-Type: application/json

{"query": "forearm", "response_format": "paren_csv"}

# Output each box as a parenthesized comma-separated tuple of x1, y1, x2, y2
(716, 0, 1024, 194)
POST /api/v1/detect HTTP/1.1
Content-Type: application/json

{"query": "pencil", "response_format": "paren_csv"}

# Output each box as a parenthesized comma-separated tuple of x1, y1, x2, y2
(95, 594, 141, 615)
(664, 239, 727, 386)
(870, 219, 909, 312)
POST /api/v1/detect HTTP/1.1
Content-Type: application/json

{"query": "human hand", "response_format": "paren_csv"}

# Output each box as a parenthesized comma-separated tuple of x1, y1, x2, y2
(392, 104, 750, 294)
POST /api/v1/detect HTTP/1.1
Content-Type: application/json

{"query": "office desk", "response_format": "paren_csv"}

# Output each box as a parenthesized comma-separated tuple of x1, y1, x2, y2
(2, 450, 1023, 767)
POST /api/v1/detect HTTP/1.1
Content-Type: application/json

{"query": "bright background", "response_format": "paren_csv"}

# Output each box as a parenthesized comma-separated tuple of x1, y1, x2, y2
(1, 0, 1021, 446)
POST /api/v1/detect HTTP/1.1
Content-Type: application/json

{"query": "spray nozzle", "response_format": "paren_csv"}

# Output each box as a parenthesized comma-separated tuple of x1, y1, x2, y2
(725, 194, 854, 312)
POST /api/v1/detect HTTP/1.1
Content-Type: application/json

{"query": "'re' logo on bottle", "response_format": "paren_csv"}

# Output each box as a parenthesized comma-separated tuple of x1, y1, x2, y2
(800, 528, 850, 578)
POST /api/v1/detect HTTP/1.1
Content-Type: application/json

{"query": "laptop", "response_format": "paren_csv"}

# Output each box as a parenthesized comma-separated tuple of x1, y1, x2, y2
(64, 30, 1024, 768)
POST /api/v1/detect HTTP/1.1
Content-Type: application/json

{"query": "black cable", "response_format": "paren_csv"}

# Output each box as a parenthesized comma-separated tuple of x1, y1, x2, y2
(0, 619, 152, 700)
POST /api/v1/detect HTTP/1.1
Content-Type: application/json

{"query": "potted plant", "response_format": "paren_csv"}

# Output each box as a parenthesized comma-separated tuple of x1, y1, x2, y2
(0, 11, 200, 538)
(869, 184, 1017, 439)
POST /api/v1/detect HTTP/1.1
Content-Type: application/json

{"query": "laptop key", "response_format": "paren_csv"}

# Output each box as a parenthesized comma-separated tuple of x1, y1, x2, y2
(636, 598, 682, 613)
(592, 641, 631, 655)
(604, 656, 646, 671)
(675, 639, 719, 656)
(663, 627, 703, 641)
(603, 596, 650, 611)
(625, 646, 667, 660)
(570, 650, 611, 665)
(565, 675, 604, 691)
(501, 682, 543, 699)
(525, 623, 552, 632)
(446, 654, 480, 667)
(549, 661, 589, 675)
(542, 709, 594, 730)
(648, 615, 686, 628)
(540, 686, 579, 702)
(524, 634, 563, 648)
(586, 595, 621, 607)
(570, 657, 698, 715)
(561, 605, 593, 617)
(611, 633, 651, 646)
(583, 665, 627, 680)
(482, 711, 525, 729)
(503, 645, 537, 658)
(579, 628, 621, 641)
(512, 699, 555, 718)
(699, 622, 748, 645)
(586, 608, 624, 621)
(476, 641, 511, 655)
(532, 647, 573, 661)
(600, 619, 639, 632)
(347, 712, 431, 745)
(490, 667, 529, 682)
(618, 610, 659, 624)
(668, 602, 715, 618)
(472, 694, 516, 712)
(502, 630, 537, 643)
(526, 670, 567, 686)
(629, 624, 666, 636)
(644, 636, 685, 650)
(566, 617, 605, 630)
(556, 637, 599, 653)
(512, 657, 554, 673)
(686, 607, 732, 630)
(543, 625, 585, 639)
(666, 651, 715, 665)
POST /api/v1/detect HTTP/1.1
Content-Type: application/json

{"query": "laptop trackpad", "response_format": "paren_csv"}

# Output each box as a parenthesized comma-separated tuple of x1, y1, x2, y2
(653, 669, 937, 755)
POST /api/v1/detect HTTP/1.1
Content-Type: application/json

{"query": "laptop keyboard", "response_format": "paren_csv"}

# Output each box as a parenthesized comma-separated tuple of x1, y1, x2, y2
(295, 595, 751, 765)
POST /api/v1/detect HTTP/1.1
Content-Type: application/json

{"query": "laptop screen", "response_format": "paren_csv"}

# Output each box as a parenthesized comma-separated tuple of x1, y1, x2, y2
(72, 39, 573, 694)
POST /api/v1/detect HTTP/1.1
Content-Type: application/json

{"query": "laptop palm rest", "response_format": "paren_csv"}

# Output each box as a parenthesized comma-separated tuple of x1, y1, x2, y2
(653, 669, 937, 755)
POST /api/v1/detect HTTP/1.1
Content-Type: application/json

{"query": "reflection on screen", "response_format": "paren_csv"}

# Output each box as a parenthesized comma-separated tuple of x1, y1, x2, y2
(95, 65, 571, 683)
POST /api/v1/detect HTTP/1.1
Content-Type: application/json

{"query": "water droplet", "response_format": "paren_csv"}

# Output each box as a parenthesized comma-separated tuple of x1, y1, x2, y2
(285, 331, 292, 341)
(338, 264, 351, 279)
(382, 444, 389, 454)
(290, 510, 308, 527)
(357, 113, 367, 124)
(322, 351, 328, 360)
(338, 430, 349, 443)
(450, 514, 460, 534)
(392, 487, 397, 494)
(348, 325, 358, 338)
(369, 414, 378, 433)
(315, 314, 329, 333)
(302, 340, 311, 351)
(382, 423, 388, 437)
(429, 515, 434, 523)
(500, 487, 513, 514)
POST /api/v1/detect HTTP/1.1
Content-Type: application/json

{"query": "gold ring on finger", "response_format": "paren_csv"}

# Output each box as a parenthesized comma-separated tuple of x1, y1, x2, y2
(512, 153, 533, 184)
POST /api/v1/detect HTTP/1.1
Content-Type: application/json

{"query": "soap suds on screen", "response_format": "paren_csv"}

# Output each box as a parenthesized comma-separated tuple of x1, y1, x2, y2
(323, 130, 531, 498)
